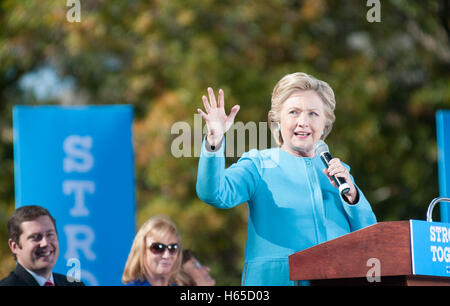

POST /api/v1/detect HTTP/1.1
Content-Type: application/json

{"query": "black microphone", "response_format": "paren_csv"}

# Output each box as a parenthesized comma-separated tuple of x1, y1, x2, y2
(314, 140, 350, 196)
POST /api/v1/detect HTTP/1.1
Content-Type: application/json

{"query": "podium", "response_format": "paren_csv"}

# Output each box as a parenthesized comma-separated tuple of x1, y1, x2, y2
(289, 221, 450, 286)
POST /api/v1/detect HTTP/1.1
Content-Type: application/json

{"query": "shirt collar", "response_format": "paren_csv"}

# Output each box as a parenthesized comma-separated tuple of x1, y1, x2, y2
(24, 267, 55, 286)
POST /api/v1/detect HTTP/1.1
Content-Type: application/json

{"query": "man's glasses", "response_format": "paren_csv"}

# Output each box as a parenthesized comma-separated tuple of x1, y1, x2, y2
(149, 243, 179, 255)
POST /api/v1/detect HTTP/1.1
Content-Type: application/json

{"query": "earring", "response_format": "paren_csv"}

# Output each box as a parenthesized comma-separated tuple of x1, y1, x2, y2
(278, 124, 281, 131)
(322, 130, 324, 136)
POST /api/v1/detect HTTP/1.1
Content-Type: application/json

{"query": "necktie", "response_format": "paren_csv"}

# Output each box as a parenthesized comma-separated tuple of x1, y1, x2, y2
(44, 280, 55, 286)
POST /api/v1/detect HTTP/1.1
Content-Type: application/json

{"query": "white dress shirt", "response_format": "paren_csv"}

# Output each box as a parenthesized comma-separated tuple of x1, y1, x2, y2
(24, 267, 55, 286)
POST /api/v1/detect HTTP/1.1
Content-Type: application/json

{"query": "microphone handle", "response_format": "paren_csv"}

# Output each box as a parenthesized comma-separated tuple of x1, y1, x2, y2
(320, 152, 350, 195)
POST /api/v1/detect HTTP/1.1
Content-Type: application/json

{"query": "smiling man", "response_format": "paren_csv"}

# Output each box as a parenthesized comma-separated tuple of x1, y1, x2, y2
(0, 205, 84, 286)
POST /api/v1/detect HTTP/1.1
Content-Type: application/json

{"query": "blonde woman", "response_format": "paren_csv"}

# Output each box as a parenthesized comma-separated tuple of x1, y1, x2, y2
(122, 215, 182, 286)
(196, 72, 377, 285)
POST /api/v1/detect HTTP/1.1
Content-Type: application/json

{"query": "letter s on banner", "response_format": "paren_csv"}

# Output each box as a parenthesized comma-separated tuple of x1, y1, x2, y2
(63, 135, 94, 173)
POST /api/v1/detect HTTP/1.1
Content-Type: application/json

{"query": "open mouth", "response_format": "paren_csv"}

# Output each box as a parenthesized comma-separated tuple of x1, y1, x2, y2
(294, 131, 311, 138)
(35, 249, 54, 260)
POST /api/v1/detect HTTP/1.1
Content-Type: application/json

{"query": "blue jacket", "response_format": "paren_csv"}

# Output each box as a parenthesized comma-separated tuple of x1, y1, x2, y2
(196, 139, 377, 286)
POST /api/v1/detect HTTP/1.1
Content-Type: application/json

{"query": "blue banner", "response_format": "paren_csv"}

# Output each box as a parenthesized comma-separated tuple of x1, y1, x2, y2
(410, 220, 450, 277)
(436, 110, 450, 222)
(13, 105, 136, 285)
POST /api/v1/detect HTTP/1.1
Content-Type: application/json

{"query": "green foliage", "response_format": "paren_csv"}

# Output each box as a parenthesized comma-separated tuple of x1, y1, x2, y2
(0, 0, 449, 284)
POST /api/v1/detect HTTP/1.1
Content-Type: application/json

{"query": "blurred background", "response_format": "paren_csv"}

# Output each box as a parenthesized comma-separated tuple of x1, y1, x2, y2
(0, 0, 449, 285)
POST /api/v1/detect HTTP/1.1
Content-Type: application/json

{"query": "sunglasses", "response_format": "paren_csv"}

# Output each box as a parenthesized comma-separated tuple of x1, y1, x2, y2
(149, 243, 179, 255)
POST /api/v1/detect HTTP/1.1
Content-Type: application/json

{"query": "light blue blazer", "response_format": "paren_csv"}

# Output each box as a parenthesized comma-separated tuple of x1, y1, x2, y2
(196, 139, 377, 285)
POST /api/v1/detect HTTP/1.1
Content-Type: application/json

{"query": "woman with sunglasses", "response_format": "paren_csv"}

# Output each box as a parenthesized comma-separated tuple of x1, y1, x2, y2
(122, 215, 182, 286)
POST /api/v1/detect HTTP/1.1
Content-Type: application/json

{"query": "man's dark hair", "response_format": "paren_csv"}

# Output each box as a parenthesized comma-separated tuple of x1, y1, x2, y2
(7, 205, 57, 246)
(182, 249, 194, 265)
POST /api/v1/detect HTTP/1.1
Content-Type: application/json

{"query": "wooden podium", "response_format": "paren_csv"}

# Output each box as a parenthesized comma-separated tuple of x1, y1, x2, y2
(289, 221, 450, 286)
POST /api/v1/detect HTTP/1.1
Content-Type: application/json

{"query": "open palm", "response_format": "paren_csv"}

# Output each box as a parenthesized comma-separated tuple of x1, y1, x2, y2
(197, 87, 240, 147)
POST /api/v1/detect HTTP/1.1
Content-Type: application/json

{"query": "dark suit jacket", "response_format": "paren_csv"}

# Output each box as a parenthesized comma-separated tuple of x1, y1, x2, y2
(0, 263, 85, 286)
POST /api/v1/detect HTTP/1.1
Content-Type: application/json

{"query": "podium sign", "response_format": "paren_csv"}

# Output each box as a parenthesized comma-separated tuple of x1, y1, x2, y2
(410, 220, 450, 277)
(13, 105, 136, 285)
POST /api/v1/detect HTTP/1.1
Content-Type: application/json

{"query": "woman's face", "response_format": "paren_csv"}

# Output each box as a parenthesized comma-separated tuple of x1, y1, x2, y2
(279, 90, 326, 157)
(144, 233, 179, 278)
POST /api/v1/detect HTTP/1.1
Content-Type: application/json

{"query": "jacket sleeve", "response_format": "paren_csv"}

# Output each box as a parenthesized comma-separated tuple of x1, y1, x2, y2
(340, 173, 377, 231)
(196, 137, 261, 209)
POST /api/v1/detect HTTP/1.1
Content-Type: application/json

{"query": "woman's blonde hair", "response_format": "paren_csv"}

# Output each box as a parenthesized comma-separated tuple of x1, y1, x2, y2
(122, 215, 183, 285)
(268, 72, 336, 146)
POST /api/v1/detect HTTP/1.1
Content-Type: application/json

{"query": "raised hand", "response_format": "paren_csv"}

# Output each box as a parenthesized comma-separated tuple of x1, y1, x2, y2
(197, 87, 240, 147)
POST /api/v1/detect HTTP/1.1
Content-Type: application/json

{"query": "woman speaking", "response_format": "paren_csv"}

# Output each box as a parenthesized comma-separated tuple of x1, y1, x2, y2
(196, 72, 377, 286)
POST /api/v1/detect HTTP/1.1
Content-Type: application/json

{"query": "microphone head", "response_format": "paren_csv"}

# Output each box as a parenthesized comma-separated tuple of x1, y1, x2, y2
(313, 140, 329, 156)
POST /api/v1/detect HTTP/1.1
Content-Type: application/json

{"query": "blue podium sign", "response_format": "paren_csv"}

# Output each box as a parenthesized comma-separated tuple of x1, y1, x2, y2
(436, 110, 450, 222)
(410, 220, 450, 277)
(13, 105, 136, 285)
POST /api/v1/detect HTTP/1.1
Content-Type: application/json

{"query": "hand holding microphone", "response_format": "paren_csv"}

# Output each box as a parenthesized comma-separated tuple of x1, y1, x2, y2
(314, 140, 358, 204)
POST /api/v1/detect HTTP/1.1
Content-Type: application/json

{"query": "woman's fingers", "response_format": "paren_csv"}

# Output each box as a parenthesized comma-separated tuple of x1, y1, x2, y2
(226, 105, 240, 126)
(202, 87, 221, 112)
(217, 89, 224, 109)
(324, 160, 358, 202)
(197, 108, 208, 121)
(202, 95, 211, 113)
(203, 87, 226, 111)
(208, 87, 217, 108)
(327, 158, 346, 178)
(200, 88, 239, 135)
(323, 169, 337, 187)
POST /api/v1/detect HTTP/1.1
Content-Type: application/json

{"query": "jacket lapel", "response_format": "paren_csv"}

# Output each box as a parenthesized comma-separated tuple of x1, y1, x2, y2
(14, 263, 40, 286)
